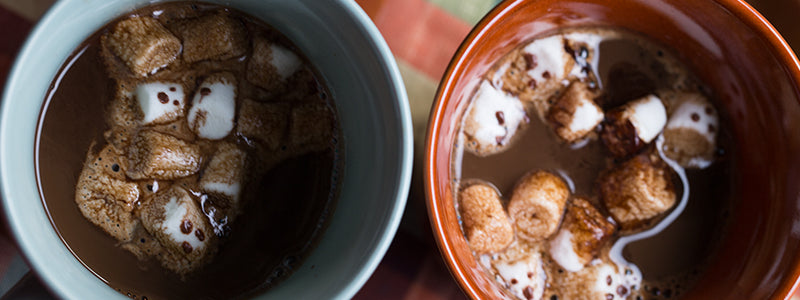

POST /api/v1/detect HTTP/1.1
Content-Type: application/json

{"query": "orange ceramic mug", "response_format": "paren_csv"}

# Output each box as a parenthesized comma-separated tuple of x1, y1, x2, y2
(425, 0, 800, 298)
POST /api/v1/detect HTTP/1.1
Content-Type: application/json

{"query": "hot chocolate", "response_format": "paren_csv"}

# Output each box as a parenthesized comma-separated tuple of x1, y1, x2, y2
(36, 2, 342, 299)
(453, 27, 734, 300)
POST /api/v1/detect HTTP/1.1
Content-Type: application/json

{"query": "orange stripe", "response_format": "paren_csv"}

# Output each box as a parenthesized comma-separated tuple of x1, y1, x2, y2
(354, 0, 387, 20)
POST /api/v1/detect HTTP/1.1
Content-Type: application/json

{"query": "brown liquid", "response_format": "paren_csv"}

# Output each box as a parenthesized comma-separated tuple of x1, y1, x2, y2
(456, 28, 734, 299)
(36, 2, 342, 299)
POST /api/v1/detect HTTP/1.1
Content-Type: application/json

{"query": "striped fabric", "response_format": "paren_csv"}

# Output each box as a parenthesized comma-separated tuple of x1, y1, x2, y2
(0, 0, 798, 299)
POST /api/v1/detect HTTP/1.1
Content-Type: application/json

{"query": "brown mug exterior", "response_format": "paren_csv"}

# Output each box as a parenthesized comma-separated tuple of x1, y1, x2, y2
(425, 0, 800, 299)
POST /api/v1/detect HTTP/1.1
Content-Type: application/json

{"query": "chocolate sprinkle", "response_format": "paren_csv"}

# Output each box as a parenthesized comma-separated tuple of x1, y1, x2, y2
(157, 92, 169, 104)
(496, 111, 505, 125)
(528, 79, 537, 89)
(181, 241, 193, 253)
(195, 229, 205, 241)
(523, 53, 538, 70)
(180, 220, 193, 234)
(523, 286, 534, 300)
(617, 285, 628, 296)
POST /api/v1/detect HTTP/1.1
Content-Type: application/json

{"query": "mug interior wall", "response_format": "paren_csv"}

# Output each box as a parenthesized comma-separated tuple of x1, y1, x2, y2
(432, 0, 800, 298)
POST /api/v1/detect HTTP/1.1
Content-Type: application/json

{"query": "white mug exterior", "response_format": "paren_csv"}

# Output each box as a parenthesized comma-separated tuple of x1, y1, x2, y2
(0, 0, 412, 299)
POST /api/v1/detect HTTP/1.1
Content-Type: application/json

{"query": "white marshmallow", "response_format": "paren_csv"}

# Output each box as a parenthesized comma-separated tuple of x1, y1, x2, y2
(563, 32, 606, 80)
(136, 82, 185, 124)
(187, 74, 236, 140)
(666, 95, 717, 145)
(138, 186, 214, 263)
(200, 143, 246, 206)
(161, 194, 207, 253)
(663, 93, 719, 168)
(569, 99, 604, 134)
(592, 262, 640, 299)
(494, 252, 546, 300)
(549, 229, 584, 272)
(523, 35, 570, 85)
(547, 81, 604, 144)
(270, 44, 302, 79)
(204, 182, 241, 200)
(625, 94, 667, 143)
(464, 81, 526, 153)
(490, 63, 510, 89)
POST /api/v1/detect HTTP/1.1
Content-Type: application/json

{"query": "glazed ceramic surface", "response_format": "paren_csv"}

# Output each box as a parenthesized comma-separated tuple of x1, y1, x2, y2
(426, 0, 800, 298)
(0, 0, 412, 299)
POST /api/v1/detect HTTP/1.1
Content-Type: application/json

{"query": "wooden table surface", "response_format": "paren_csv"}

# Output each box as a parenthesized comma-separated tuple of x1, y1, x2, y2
(0, 0, 797, 299)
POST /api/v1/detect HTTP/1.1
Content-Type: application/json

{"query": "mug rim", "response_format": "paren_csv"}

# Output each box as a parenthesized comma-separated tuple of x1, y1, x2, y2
(424, 0, 800, 299)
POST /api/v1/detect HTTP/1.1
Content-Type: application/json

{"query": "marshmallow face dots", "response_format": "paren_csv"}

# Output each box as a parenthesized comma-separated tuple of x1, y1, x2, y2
(63, 3, 342, 282)
(187, 73, 237, 140)
(136, 82, 186, 124)
(452, 27, 732, 300)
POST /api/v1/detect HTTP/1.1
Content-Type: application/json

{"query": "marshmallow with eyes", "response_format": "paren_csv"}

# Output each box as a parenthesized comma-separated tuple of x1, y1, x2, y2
(522, 35, 573, 92)
(490, 249, 547, 300)
(139, 186, 216, 272)
(136, 82, 186, 125)
(187, 72, 237, 140)
(591, 263, 640, 300)
(507, 35, 577, 120)
(463, 81, 528, 156)
(661, 92, 719, 169)
(550, 261, 641, 300)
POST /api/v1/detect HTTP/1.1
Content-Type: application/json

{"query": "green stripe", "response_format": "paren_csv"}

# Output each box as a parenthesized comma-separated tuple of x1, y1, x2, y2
(428, 0, 500, 25)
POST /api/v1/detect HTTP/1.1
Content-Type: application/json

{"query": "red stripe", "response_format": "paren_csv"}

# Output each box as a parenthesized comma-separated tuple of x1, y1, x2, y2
(361, 0, 471, 80)
(0, 7, 33, 93)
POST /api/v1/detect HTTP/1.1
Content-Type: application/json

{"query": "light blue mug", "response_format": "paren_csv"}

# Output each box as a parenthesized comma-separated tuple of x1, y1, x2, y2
(0, 0, 413, 298)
